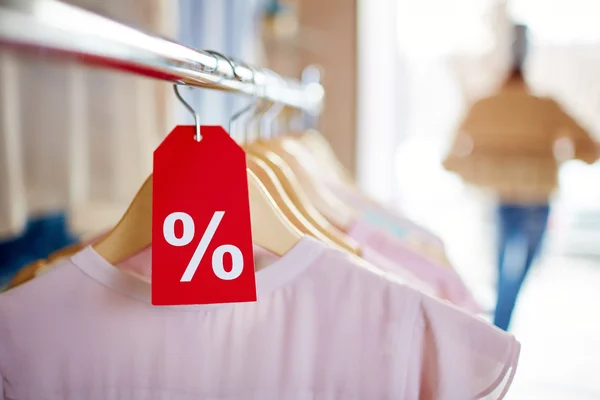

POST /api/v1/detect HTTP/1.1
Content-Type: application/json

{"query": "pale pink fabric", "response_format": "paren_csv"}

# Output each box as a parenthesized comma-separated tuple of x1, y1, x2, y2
(324, 179, 445, 249)
(117, 245, 279, 277)
(349, 217, 482, 313)
(0, 237, 518, 399)
(360, 245, 437, 297)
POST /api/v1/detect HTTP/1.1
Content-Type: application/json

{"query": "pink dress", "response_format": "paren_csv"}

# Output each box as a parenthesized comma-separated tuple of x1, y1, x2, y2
(323, 179, 445, 251)
(349, 217, 481, 313)
(0, 237, 518, 399)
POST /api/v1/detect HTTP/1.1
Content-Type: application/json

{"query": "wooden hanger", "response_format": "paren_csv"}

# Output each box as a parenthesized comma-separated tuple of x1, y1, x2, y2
(241, 98, 359, 253)
(299, 129, 354, 186)
(12, 155, 317, 285)
(246, 153, 335, 246)
(293, 132, 455, 270)
(8, 233, 108, 289)
(247, 73, 356, 230)
(235, 92, 346, 251)
(293, 130, 377, 208)
(94, 81, 305, 266)
(8, 260, 46, 289)
(10, 158, 309, 286)
(257, 136, 358, 230)
(93, 176, 152, 264)
(247, 141, 361, 255)
(246, 168, 304, 256)
(93, 168, 304, 266)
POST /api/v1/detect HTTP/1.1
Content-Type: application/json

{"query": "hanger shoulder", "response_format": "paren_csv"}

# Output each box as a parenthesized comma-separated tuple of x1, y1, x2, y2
(249, 142, 361, 255)
(246, 169, 304, 256)
(47, 242, 85, 263)
(262, 139, 357, 230)
(300, 130, 354, 185)
(246, 155, 303, 231)
(8, 260, 45, 289)
(93, 176, 153, 264)
(247, 154, 334, 244)
(92, 167, 305, 264)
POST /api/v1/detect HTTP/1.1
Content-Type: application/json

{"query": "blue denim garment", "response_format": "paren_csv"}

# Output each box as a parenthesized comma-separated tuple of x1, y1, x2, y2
(494, 203, 550, 331)
(0, 212, 76, 289)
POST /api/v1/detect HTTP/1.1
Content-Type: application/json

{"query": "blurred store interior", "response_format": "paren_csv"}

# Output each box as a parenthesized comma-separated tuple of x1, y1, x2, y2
(371, 1, 600, 399)
(2, 0, 600, 398)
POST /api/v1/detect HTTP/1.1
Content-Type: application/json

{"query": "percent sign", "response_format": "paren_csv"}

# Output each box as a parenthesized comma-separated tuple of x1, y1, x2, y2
(163, 211, 244, 282)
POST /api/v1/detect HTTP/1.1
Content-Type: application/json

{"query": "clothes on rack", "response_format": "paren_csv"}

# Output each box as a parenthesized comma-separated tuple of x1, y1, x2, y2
(0, 144, 522, 400)
(0, 132, 519, 399)
(5, 210, 480, 313)
(0, 2, 521, 398)
(326, 180, 448, 261)
(320, 177, 480, 312)
(0, 126, 521, 398)
(0, 0, 175, 287)
(0, 235, 519, 399)
(279, 133, 448, 263)
(348, 217, 480, 313)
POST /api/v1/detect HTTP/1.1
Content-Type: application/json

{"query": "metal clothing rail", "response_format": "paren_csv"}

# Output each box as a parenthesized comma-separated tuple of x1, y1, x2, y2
(0, 0, 324, 114)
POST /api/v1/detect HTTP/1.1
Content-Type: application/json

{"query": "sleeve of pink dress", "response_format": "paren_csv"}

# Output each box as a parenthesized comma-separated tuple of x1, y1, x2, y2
(408, 295, 520, 400)
(349, 217, 482, 313)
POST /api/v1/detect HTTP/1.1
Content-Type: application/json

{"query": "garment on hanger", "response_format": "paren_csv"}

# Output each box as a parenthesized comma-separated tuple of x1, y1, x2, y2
(7, 227, 464, 312)
(272, 134, 478, 310)
(6, 211, 476, 313)
(283, 133, 451, 266)
(4, 135, 477, 313)
(0, 236, 518, 399)
(348, 217, 481, 313)
(0, 1, 524, 398)
(319, 178, 450, 266)
(358, 244, 437, 297)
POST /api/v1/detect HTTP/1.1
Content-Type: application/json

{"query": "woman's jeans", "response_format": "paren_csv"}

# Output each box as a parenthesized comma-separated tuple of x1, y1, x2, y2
(494, 203, 550, 331)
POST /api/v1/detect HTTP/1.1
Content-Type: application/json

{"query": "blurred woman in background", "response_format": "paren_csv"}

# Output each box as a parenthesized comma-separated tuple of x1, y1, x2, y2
(444, 24, 599, 331)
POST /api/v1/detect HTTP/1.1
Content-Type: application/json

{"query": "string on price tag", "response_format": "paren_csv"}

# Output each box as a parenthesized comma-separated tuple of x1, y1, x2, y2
(152, 125, 257, 306)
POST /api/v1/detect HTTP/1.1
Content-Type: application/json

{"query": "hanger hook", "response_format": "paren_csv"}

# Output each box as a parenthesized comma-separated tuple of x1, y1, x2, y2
(205, 50, 235, 85)
(261, 70, 286, 140)
(170, 49, 229, 142)
(204, 50, 222, 74)
(173, 84, 201, 141)
(204, 51, 259, 142)
(245, 72, 270, 143)
(229, 60, 260, 144)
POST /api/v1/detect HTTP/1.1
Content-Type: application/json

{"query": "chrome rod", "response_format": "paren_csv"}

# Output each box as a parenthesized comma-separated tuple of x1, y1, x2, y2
(0, 0, 324, 114)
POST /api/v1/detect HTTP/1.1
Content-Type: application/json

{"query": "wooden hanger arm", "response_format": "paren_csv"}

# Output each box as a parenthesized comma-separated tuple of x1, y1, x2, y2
(93, 176, 153, 265)
(93, 166, 305, 266)
(246, 169, 304, 256)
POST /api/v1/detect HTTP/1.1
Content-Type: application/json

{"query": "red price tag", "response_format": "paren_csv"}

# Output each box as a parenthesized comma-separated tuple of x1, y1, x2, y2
(152, 125, 257, 305)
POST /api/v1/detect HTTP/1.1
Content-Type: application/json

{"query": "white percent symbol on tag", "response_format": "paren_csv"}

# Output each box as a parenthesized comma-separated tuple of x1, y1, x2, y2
(163, 211, 244, 282)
